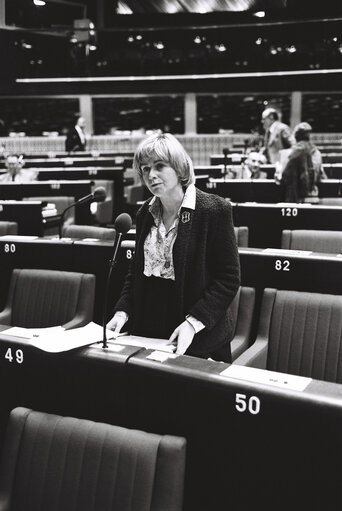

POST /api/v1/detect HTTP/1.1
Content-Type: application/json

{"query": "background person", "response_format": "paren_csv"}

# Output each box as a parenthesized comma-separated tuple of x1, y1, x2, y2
(261, 107, 292, 164)
(107, 133, 240, 362)
(279, 122, 327, 203)
(0, 154, 37, 182)
(65, 114, 87, 152)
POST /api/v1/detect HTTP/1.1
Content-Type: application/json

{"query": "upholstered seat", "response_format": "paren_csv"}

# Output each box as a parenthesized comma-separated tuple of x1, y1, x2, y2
(0, 222, 18, 235)
(233, 226, 249, 247)
(234, 288, 342, 384)
(0, 407, 186, 511)
(229, 286, 255, 360)
(281, 229, 342, 253)
(62, 224, 116, 240)
(0, 268, 95, 329)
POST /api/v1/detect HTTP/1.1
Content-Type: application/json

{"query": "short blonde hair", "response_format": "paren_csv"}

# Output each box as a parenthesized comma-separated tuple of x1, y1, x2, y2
(134, 133, 195, 187)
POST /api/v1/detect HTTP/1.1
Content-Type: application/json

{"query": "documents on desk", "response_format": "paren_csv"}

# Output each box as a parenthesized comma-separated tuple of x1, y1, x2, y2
(109, 334, 176, 353)
(1, 322, 112, 353)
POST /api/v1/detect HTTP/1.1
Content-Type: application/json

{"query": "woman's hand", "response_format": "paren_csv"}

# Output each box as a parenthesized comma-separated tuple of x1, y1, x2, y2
(169, 320, 195, 355)
(106, 311, 127, 334)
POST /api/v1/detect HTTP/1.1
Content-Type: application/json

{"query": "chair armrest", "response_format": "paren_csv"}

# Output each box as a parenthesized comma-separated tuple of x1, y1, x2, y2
(233, 338, 268, 369)
(231, 335, 250, 361)
(0, 307, 12, 326)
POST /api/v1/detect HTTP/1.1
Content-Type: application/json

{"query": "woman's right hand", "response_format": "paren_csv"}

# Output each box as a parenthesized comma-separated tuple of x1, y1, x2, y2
(106, 311, 128, 334)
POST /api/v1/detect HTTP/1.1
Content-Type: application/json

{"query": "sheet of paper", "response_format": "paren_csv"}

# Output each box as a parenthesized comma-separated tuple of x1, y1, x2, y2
(29, 322, 114, 353)
(2, 325, 64, 340)
(146, 351, 179, 362)
(111, 335, 176, 353)
(221, 365, 312, 392)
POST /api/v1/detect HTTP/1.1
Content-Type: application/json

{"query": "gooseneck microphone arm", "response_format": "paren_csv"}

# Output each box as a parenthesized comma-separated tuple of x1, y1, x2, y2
(58, 186, 106, 238)
(102, 212, 132, 349)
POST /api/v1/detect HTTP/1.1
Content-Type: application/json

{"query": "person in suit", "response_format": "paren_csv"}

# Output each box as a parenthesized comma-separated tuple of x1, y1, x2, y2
(65, 115, 86, 152)
(0, 154, 37, 182)
(107, 133, 240, 362)
(261, 107, 293, 164)
(230, 151, 268, 179)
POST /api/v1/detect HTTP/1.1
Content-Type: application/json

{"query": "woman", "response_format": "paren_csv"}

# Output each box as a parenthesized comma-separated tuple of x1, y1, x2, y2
(107, 133, 240, 362)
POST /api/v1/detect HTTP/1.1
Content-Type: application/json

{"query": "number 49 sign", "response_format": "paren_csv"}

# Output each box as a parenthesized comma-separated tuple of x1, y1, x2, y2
(4, 347, 24, 364)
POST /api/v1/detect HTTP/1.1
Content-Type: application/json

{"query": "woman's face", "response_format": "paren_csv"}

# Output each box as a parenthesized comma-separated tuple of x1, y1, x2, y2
(141, 158, 181, 199)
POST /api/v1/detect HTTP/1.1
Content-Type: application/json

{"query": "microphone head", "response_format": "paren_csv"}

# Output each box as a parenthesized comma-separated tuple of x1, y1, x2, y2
(114, 212, 132, 235)
(223, 147, 229, 157)
(93, 186, 107, 202)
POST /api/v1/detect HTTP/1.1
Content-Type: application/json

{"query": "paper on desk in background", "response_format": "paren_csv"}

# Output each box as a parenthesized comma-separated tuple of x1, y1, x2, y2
(110, 335, 175, 353)
(29, 322, 113, 352)
(2, 325, 64, 340)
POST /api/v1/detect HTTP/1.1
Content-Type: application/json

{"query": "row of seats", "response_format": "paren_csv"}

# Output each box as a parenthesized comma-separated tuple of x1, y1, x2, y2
(0, 406, 186, 511)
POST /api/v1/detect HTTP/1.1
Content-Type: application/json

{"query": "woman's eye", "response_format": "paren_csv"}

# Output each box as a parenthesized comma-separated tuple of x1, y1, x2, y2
(156, 163, 165, 170)
(142, 166, 150, 174)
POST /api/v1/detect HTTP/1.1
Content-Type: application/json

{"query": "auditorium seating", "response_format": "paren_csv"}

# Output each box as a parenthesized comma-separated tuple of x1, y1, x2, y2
(234, 226, 249, 247)
(0, 269, 95, 329)
(0, 407, 186, 511)
(234, 288, 342, 384)
(230, 286, 255, 360)
(0, 221, 18, 235)
(281, 229, 342, 253)
(62, 224, 116, 241)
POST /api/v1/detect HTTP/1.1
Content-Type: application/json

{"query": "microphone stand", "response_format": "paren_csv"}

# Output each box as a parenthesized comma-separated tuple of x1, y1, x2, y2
(58, 203, 77, 238)
(102, 231, 123, 349)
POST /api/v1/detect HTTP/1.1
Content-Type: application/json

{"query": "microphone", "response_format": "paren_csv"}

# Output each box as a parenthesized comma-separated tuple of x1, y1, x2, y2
(102, 212, 133, 349)
(58, 186, 107, 238)
(223, 147, 229, 176)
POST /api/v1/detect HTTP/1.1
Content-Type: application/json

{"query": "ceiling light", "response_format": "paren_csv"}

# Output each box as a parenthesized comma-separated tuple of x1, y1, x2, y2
(89, 45, 97, 51)
(154, 41, 164, 50)
(255, 37, 262, 45)
(215, 44, 226, 52)
(254, 11, 265, 18)
(194, 36, 201, 44)
(286, 45, 297, 53)
(33, 0, 46, 5)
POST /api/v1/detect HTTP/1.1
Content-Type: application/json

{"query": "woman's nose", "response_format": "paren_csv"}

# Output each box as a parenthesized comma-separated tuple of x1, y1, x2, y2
(149, 167, 158, 179)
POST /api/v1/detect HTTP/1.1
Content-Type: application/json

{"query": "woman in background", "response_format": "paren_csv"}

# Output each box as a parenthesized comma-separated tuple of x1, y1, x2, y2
(107, 133, 240, 362)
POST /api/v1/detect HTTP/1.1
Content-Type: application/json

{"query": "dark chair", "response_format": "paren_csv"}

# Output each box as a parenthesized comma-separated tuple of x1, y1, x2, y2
(229, 286, 256, 360)
(0, 407, 186, 511)
(62, 224, 116, 240)
(0, 222, 18, 235)
(234, 226, 249, 247)
(234, 288, 342, 384)
(0, 268, 95, 329)
(281, 229, 342, 253)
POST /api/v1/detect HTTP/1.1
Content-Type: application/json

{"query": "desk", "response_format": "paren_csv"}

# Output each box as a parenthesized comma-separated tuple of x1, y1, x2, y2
(23, 157, 121, 168)
(233, 202, 342, 248)
(0, 201, 50, 237)
(0, 333, 341, 510)
(36, 168, 125, 220)
(0, 181, 94, 224)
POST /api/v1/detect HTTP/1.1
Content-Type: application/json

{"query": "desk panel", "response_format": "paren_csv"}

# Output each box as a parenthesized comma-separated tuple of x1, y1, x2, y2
(0, 181, 94, 224)
(0, 201, 44, 236)
(125, 351, 342, 511)
(24, 157, 118, 168)
(233, 203, 342, 248)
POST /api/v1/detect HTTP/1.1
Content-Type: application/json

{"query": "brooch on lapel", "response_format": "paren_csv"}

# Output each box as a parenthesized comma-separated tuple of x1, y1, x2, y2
(181, 211, 191, 224)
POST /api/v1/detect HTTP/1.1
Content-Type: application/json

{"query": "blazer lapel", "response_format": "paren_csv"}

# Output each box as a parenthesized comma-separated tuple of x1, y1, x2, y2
(173, 206, 195, 313)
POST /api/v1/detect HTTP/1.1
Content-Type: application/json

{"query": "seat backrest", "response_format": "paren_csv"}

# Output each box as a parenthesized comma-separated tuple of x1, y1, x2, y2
(234, 226, 249, 247)
(6, 268, 95, 328)
(0, 221, 18, 235)
(262, 288, 342, 383)
(0, 407, 186, 511)
(281, 229, 342, 253)
(62, 224, 116, 241)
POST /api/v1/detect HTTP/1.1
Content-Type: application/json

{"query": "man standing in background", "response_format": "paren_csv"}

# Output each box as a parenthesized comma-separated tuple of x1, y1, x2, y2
(261, 107, 292, 164)
(65, 114, 87, 152)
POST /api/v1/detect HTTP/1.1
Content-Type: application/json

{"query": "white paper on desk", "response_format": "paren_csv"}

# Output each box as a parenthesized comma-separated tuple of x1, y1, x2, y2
(111, 335, 175, 353)
(29, 322, 113, 353)
(2, 325, 64, 340)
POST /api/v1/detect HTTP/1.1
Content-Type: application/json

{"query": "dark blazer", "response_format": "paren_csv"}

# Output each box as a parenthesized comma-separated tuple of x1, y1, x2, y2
(65, 127, 86, 152)
(114, 188, 240, 357)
